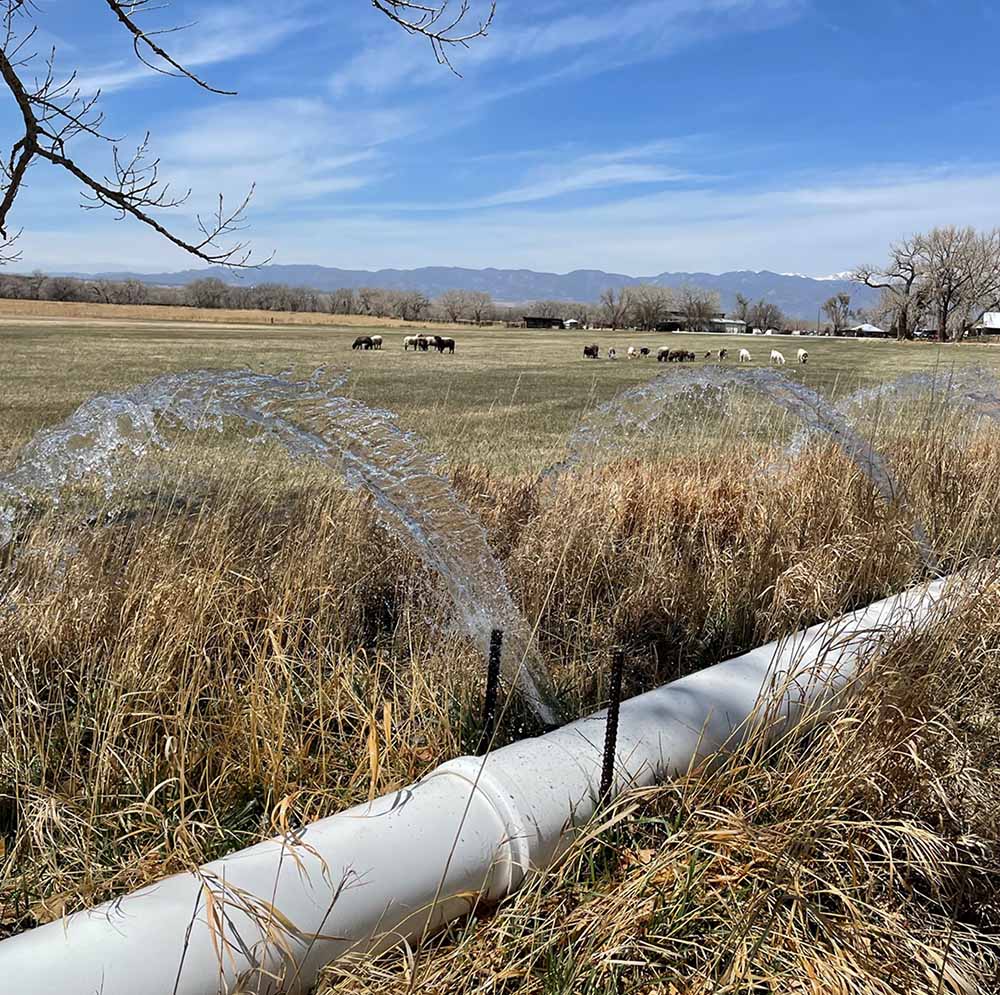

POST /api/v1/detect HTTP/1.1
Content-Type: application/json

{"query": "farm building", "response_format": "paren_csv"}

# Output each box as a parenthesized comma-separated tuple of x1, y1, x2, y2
(523, 315, 566, 329)
(653, 310, 728, 333)
(845, 322, 889, 338)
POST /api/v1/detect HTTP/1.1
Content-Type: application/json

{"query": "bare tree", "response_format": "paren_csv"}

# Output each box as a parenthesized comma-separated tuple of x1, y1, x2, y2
(394, 290, 430, 321)
(438, 289, 470, 323)
(822, 292, 852, 335)
(733, 293, 751, 324)
(919, 226, 983, 342)
(853, 236, 926, 341)
(0, 1, 496, 267)
(530, 299, 564, 320)
(467, 290, 493, 324)
(598, 287, 631, 330)
(629, 285, 674, 330)
(749, 299, 785, 332)
(679, 285, 719, 332)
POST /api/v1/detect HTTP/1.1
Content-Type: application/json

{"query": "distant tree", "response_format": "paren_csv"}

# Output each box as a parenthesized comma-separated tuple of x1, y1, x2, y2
(565, 301, 592, 326)
(733, 293, 751, 324)
(530, 300, 564, 320)
(679, 285, 720, 332)
(598, 287, 631, 330)
(394, 290, 431, 321)
(749, 299, 785, 332)
(37, 276, 80, 301)
(330, 287, 356, 315)
(822, 292, 852, 335)
(120, 279, 148, 305)
(186, 277, 229, 309)
(438, 289, 470, 323)
(467, 291, 494, 324)
(853, 237, 926, 341)
(629, 285, 675, 330)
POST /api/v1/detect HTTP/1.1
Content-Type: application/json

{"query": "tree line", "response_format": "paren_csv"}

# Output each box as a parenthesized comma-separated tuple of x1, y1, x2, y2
(854, 225, 1000, 341)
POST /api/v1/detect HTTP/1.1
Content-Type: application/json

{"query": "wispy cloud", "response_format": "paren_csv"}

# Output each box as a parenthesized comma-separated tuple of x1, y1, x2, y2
(73, 3, 313, 95)
(330, 0, 804, 96)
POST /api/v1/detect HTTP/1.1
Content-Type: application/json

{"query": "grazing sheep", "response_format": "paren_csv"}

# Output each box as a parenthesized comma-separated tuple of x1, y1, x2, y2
(685, 350, 697, 362)
(639, 347, 650, 357)
(704, 351, 712, 359)
(352, 335, 374, 351)
(583, 344, 599, 359)
(608, 348, 617, 360)
(403, 335, 420, 351)
(627, 346, 638, 359)
(718, 349, 728, 361)
(433, 335, 456, 354)
(657, 346, 670, 362)
(666, 349, 684, 362)
(416, 335, 432, 351)
(370, 335, 383, 351)
(797, 348, 809, 364)
(770, 349, 786, 366)
(739, 348, 752, 363)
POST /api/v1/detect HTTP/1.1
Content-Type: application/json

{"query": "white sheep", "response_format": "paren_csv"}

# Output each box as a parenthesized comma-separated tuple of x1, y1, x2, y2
(627, 346, 638, 359)
(770, 349, 786, 366)
(608, 347, 617, 360)
(739, 348, 752, 363)
(371, 335, 383, 350)
(797, 348, 809, 364)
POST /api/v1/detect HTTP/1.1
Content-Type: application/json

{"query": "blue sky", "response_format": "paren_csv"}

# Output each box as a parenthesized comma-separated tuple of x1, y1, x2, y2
(6, 0, 1000, 276)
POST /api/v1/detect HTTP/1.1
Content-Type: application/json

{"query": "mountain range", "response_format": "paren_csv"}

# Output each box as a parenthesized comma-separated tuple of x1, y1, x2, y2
(82, 264, 878, 318)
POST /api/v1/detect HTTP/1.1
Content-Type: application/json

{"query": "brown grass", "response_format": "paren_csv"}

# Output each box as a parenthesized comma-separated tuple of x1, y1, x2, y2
(2, 393, 1000, 991)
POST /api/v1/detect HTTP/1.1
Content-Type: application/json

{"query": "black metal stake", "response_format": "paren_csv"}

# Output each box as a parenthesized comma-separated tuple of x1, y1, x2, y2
(479, 628, 503, 754)
(599, 648, 625, 802)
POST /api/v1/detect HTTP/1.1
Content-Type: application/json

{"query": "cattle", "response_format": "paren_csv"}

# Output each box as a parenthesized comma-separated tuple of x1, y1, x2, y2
(416, 335, 432, 351)
(770, 349, 786, 366)
(352, 335, 374, 350)
(718, 349, 728, 361)
(657, 346, 670, 362)
(433, 335, 456, 354)
(797, 348, 809, 364)
(370, 335, 383, 350)
(583, 344, 599, 359)
(608, 348, 617, 360)
(639, 347, 650, 357)
(403, 335, 420, 351)
(627, 346, 638, 359)
(739, 348, 752, 363)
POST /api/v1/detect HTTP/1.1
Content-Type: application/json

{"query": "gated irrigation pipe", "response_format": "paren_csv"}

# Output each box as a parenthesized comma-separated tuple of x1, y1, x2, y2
(0, 574, 967, 995)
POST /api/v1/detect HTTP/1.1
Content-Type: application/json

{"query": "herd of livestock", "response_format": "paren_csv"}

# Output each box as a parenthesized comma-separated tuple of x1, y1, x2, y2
(585, 344, 809, 364)
(349, 333, 809, 365)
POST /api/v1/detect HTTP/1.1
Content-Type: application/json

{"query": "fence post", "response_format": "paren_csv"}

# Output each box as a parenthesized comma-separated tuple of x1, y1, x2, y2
(479, 628, 503, 754)
(599, 648, 625, 801)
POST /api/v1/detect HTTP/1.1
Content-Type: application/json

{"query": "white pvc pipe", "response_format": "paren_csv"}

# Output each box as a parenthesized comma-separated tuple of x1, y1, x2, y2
(0, 575, 961, 995)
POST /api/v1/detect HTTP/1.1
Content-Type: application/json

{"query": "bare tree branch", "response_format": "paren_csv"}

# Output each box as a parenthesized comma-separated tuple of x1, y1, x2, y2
(0, 1, 497, 270)
(371, 0, 496, 73)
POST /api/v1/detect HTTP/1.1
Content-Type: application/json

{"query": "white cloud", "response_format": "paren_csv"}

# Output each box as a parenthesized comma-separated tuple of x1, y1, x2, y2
(73, 3, 312, 95)
(331, 0, 804, 95)
(19, 163, 1000, 279)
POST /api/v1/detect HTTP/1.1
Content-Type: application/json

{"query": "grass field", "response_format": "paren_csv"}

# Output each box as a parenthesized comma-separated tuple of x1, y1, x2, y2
(3, 306, 1000, 992)
(2, 307, 999, 467)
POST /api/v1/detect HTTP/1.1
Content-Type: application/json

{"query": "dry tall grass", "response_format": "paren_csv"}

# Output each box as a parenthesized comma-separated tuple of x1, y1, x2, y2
(2, 406, 1000, 991)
